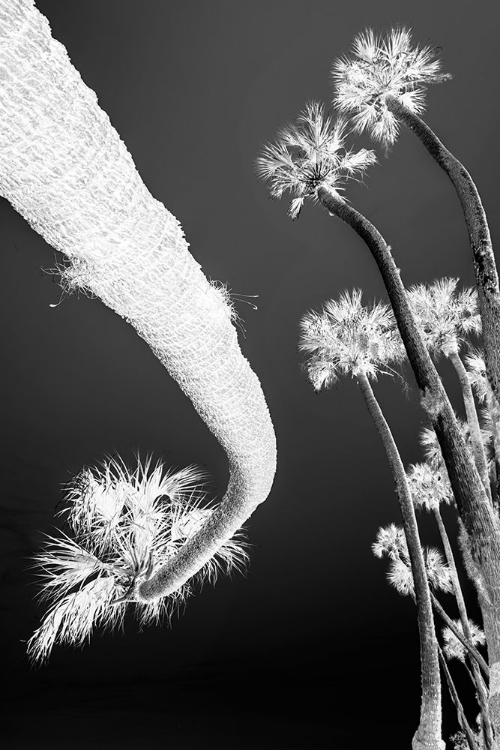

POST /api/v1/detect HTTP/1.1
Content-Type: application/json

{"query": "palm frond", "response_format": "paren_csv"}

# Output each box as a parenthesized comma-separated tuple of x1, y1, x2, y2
(257, 102, 376, 217)
(299, 289, 405, 388)
(28, 455, 249, 664)
(332, 27, 451, 147)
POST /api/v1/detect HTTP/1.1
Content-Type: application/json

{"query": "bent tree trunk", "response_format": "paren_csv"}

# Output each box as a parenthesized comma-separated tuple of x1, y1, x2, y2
(357, 372, 444, 750)
(0, 0, 277, 599)
(357, 373, 445, 750)
(385, 93, 500, 412)
(318, 186, 500, 748)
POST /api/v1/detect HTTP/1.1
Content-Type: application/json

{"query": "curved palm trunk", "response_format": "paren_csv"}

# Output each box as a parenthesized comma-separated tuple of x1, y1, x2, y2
(385, 94, 500, 411)
(357, 372, 444, 750)
(449, 350, 491, 501)
(434, 509, 493, 748)
(0, 0, 277, 599)
(438, 645, 479, 750)
(318, 186, 500, 747)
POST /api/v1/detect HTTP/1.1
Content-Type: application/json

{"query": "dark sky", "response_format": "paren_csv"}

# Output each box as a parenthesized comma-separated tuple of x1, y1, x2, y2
(1, 2, 499, 748)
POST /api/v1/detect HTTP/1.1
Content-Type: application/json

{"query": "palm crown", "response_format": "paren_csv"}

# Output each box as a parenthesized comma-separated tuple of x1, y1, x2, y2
(256, 101, 376, 219)
(373, 524, 453, 597)
(406, 462, 454, 513)
(407, 278, 480, 358)
(332, 27, 451, 146)
(27, 456, 248, 664)
(299, 289, 405, 390)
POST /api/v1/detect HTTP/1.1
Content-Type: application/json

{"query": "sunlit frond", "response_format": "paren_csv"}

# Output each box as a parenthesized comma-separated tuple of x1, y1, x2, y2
(420, 419, 471, 472)
(299, 289, 405, 389)
(407, 278, 480, 358)
(442, 618, 486, 662)
(28, 455, 249, 664)
(465, 348, 490, 404)
(332, 27, 451, 146)
(257, 102, 376, 218)
(424, 547, 453, 593)
(387, 557, 414, 596)
(406, 462, 454, 512)
(372, 523, 408, 560)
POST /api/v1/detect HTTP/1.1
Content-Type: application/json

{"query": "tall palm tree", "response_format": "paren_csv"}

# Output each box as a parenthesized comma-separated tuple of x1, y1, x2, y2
(332, 27, 500, 409)
(300, 290, 444, 750)
(257, 102, 500, 744)
(407, 279, 489, 497)
(0, 1, 277, 607)
(373, 524, 478, 750)
(27, 455, 250, 664)
(408, 461, 493, 748)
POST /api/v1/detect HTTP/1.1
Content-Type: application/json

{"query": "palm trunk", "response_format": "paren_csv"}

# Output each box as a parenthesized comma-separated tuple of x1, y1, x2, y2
(384, 94, 500, 413)
(0, 0, 277, 599)
(431, 592, 489, 680)
(434, 509, 493, 747)
(438, 645, 479, 750)
(357, 371, 444, 750)
(449, 350, 491, 501)
(318, 185, 500, 746)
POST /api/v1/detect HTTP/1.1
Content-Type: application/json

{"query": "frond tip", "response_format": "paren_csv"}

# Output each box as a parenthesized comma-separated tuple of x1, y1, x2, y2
(256, 101, 376, 218)
(27, 454, 250, 665)
(332, 27, 451, 146)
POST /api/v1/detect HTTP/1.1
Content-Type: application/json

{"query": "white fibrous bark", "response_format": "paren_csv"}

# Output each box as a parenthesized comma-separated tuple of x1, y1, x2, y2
(0, 0, 276, 598)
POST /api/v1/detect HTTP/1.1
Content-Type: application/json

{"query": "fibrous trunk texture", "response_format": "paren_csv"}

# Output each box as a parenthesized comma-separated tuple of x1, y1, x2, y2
(318, 186, 500, 749)
(0, 0, 277, 599)
(385, 94, 500, 413)
(449, 350, 491, 500)
(357, 372, 444, 750)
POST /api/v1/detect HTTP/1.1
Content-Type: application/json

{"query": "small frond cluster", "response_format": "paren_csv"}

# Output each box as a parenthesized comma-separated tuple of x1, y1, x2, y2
(208, 279, 259, 338)
(373, 524, 453, 597)
(406, 462, 454, 512)
(299, 289, 405, 390)
(256, 102, 376, 219)
(332, 27, 451, 146)
(27, 455, 249, 664)
(465, 348, 490, 405)
(442, 619, 486, 663)
(407, 278, 480, 358)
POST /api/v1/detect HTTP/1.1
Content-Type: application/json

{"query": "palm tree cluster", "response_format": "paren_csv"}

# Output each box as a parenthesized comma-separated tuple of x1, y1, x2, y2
(259, 26, 500, 750)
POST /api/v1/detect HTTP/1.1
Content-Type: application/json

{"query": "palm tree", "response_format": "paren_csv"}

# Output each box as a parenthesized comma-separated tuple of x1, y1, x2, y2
(0, 1, 276, 608)
(300, 290, 444, 750)
(27, 455, 249, 664)
(407, 278, 489, 497)
(258, 101, 500, 743)
(373, 524, 480, 750)
(332, 27, 500, 409)
(408, 461, 493, 747)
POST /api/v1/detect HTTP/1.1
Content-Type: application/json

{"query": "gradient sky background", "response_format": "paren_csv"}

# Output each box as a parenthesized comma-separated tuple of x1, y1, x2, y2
(1, 2, 499, 748)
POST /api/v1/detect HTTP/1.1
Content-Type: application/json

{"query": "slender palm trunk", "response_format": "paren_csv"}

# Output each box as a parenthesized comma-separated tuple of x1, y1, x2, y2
(434, 509, 493, 747)
(439, 645, 479, 750)
(431, 592, 489, 680)
(449, 350, 491, 501)
(318, 185, 500, 746)
(0, 0, 277, 599)
(384, 94, 500, 413)
(357, 371, 443, 750)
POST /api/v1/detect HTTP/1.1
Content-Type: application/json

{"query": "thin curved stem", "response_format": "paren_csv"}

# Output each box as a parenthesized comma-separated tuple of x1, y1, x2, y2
(385, 94, 500, 409)
(357, 372, 443, 750)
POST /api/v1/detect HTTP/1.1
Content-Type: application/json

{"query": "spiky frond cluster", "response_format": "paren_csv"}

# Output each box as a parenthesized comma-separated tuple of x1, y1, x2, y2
(420, 418, 493, 476)
(373, 524, 453, 597)
(407, 278, 480, 358)
(256, 101, 376, 219)
(27, 456, 249, 664)
(442, 619, 486, 662)
(372, 523, 408, 560)
(465, 348, 490, 405)
(332, 27, 451, 146)
(406, 462, 454, 512)
(299, 289, 405, 389)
